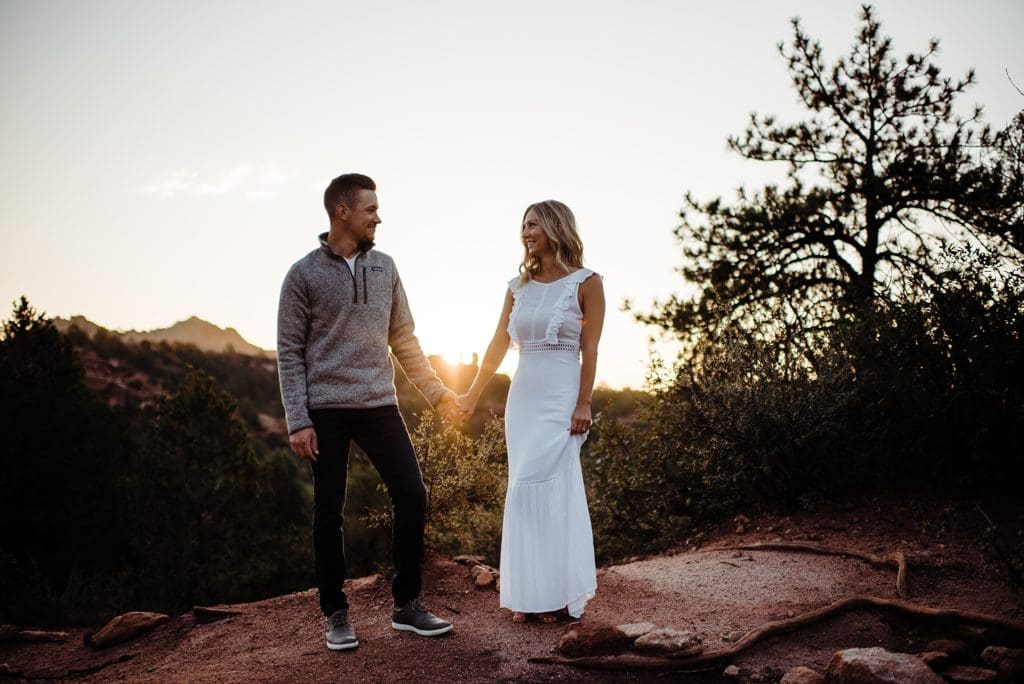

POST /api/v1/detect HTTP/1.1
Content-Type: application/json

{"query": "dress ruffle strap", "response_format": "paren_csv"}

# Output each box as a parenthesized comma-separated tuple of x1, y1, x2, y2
(507, 275, 525, 345)
(543, 269, 593, 345)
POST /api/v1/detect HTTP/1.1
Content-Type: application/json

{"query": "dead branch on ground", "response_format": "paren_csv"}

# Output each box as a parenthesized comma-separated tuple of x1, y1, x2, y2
(530, 595, 1024, 672)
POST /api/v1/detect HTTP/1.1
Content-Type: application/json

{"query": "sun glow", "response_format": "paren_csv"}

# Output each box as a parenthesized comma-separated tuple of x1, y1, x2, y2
(440, 351, 467, 366)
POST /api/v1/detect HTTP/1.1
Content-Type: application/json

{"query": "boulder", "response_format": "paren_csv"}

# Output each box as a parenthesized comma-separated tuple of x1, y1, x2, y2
(474, 569, 495, 588)
(779, 666, 824, 684)
(633, 627, 703, 658)
(941, 665, 997, 682)
(925, 639, 970, 660)
(918, 651, 951, 670)
(723, 664, 741, 678)
(558, 622, 634, 657)
(86, 611, 169, 649)
(616, 622, 655, 639)
(980, 645, 1024, 680)
(825, 647, 944, 683)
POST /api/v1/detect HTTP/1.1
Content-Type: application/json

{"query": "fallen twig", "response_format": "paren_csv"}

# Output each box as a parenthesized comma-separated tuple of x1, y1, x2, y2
(0, 626, 70, 644)
(720, 542, 908, 598)
(530, 595, 1024, 672)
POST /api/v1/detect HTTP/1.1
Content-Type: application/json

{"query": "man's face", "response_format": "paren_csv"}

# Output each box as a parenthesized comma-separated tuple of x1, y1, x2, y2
(341, 189, 381, 247)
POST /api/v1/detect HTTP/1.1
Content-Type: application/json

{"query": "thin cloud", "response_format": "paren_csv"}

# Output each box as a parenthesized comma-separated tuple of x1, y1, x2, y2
(141, 165, 297, 198)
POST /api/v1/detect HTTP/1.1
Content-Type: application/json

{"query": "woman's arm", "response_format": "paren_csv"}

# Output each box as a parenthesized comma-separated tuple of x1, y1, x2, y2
(461, 289, 514, 412)
(570, 274, 605, 434)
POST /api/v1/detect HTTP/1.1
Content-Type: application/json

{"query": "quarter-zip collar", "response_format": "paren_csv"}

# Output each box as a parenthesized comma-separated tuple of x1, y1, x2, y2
(318, 232, 372, 304)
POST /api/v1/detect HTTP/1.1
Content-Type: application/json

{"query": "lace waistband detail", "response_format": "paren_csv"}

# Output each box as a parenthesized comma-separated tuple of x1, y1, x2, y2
(517, 341, 580, 353)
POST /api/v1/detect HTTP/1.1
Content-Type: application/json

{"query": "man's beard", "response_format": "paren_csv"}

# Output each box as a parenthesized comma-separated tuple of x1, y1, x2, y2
(357, 238, 375, 253)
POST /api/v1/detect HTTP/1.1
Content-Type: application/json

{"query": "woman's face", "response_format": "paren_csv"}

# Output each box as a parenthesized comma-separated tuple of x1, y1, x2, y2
(522, 209, 552, 258)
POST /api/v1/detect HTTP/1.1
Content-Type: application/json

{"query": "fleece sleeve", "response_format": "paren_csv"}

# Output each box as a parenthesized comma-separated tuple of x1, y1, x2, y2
(276, 265, 313, 434)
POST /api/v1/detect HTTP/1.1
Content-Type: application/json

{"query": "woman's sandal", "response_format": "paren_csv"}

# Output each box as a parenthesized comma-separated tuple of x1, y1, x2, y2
(511, 611, 529, 623)
(537, 610, 562, 624)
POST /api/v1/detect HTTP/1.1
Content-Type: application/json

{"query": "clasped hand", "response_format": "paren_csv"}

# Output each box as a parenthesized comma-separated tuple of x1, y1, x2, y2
(435, 391, 476, 425)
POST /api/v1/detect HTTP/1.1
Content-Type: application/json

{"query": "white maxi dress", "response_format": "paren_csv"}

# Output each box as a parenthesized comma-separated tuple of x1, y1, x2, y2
(499, 268, 598, 618)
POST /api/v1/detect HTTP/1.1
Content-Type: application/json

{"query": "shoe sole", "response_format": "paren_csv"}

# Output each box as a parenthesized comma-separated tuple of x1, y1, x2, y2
(391, 621, 453, 636)
(325, 638, 359, 651)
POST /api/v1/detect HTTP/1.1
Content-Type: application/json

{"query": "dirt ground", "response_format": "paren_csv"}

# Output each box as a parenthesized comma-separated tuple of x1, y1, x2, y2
(2, 492, 1021, 682)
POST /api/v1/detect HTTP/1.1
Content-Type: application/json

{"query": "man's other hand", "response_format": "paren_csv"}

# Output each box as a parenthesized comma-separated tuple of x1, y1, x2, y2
(289, 427, 319, 462)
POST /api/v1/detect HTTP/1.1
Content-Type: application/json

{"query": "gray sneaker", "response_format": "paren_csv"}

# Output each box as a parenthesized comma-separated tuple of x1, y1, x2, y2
(325, 608, 358, 650)
(391, 598, 453, 636)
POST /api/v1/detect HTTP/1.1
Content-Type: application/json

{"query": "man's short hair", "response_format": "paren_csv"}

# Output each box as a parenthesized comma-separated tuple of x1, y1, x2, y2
(324, 173, 376, 218)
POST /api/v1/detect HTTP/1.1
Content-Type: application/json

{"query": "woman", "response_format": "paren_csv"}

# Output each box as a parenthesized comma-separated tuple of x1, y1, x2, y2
(459, 200, 604, 623)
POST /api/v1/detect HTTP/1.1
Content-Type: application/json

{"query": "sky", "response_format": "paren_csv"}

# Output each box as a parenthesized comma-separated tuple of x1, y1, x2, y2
(1, 0, 1021, 389)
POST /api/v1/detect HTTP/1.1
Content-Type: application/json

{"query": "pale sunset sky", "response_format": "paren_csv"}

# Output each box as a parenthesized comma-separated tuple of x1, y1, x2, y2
(2, 1, 1021, 388)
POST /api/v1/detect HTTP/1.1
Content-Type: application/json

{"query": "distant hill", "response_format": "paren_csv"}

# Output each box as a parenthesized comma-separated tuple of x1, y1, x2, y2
(55, 315, 274, 358)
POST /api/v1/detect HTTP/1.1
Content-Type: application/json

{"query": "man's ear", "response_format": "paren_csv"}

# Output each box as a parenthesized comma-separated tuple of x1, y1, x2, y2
(335, 202, 349, 221)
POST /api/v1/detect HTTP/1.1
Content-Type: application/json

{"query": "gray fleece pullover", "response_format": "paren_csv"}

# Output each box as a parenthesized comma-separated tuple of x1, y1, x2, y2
(276, 233, 447, 434)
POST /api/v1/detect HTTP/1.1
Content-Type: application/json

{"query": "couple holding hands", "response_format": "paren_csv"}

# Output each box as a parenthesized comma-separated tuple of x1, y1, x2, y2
(277, 173, 604, 651)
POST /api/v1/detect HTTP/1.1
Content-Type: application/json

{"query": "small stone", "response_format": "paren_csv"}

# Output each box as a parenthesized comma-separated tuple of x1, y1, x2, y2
(779, 666, 824, 684)
(469, 564, 488, 579)
(86, 611, 169, 649)
(736, 523, 746, 534)
(786, 610, 795, 618)
(722, 630, 745, 643)
(925, 639, 969, 659)
(474, 570, 494, 588)
(826, 647, 944, 683)
(634, 627, 703, 658)
(723, 664, 741, 678)
(942, 665, 997, 682)
(558, 622, 633, 657)
(981, 645, 1024, 679)
(918, 651, 950, 670)
(732, 551, 744, 558)
(616, 622, 655, 639)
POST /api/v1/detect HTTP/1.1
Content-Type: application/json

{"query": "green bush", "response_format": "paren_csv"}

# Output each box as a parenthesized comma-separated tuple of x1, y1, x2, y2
(367, 412, 508, 564)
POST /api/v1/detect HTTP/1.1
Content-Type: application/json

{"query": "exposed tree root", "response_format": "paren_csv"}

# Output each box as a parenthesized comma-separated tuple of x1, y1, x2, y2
(722, 542, 909, 598)
(529, 595, 1024, 672)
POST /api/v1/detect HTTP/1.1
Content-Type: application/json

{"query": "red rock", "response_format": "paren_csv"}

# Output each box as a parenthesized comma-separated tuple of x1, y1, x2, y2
(941, 665, 997, 682)
(825, 647, 944, 683)
(917, 651, 950, 670)
(780, 666, 824, 684)
(633, 627, 703, 658)
(980, 646, 1024, 680)
(86, 611, 169, 649)
(925, 639, 969, 659)
(558, 622, 633, 657)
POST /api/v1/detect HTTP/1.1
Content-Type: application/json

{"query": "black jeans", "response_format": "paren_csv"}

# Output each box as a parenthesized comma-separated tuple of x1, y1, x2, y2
(309, 406, 426, 616)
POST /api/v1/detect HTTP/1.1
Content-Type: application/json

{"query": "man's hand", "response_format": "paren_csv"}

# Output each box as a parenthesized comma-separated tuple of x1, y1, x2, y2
(289, 427, 319, 462)
(435, 390, 466, 425)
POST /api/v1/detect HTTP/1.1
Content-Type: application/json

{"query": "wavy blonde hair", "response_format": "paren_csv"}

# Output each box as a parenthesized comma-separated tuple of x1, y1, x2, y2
(518, 200, 584, 284)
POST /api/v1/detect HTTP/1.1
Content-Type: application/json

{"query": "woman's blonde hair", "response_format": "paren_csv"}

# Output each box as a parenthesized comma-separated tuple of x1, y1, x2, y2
(518, 200, 584, 283)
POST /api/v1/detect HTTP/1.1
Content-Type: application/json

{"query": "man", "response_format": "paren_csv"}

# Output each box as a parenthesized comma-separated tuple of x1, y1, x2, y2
(277, 173, 460, 651)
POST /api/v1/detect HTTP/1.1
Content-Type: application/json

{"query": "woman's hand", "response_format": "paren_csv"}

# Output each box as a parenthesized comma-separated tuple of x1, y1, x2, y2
(456, 393, 477, 418)
(569, 403, 592, 434)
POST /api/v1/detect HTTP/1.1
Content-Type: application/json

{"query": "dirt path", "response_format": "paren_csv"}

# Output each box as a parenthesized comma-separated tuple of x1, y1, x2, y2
(3, 495, 1021, 682)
